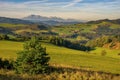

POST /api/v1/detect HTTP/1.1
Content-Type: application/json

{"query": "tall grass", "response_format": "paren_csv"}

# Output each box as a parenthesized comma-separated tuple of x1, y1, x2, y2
(0, 66, 120, 80)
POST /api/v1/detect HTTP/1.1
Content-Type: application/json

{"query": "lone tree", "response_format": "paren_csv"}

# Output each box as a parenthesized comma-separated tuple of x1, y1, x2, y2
(14, 37, 50, 74)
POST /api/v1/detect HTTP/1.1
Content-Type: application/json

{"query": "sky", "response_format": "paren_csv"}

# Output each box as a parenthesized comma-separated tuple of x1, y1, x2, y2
(0, 0, 120, 20)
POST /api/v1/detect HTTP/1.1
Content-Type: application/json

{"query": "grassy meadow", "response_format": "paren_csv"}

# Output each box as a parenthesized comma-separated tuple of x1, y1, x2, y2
(52, 22, 120, 35)
(0, 23, 27, 28)
(0, 40, 120, 75)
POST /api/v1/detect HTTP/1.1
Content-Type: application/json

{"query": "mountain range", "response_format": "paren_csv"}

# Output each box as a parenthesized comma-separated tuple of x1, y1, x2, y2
(0, 16, 120, 26)
(23, 14, 81, 22)
(23, 15, 82, 26)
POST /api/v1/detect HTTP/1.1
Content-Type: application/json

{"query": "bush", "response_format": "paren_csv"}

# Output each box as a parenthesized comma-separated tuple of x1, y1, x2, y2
(101, 50, 107, 56)
(0, 58, 14, 69)
(0, 34, 9, 40)
(118, 53, 120, 56)
(14, 37, 50, 74)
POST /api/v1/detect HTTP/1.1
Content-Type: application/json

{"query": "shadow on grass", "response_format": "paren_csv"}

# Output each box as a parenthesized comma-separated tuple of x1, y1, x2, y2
(0, 66, 120, 80)
(0, 74, 23, 80)
(49, 66, 120, 76)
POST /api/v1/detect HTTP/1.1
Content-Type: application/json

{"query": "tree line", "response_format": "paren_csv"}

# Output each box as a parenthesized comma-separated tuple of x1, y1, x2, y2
(49, 36, 92, 51)
(86, 35, 120, 47)
(0, 34, 92, 51)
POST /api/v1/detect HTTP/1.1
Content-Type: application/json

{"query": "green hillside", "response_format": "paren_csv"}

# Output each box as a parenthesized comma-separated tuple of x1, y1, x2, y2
(0, 23, 27, 28)
(0, 40, 120, 74)
(0, 20, 120, 42)
(51, 23, 120, 47)
(52, 21, 120, 35)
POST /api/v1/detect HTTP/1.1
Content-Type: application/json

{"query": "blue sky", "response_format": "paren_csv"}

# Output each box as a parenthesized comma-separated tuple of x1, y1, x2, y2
(0, 0, 120, 20)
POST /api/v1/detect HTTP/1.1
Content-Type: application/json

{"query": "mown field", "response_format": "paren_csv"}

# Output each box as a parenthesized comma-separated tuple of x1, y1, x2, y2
(0, 40, 120, 75)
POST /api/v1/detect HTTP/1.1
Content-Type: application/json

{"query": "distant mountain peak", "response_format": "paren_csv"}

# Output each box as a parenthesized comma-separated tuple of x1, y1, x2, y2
(23, 14, 81, 22)
(22, 14, 83, 26)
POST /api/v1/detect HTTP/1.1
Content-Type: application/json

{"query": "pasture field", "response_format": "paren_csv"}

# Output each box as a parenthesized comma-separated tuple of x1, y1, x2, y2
(52, 22, 120, 36)
(0, 40, 120, 74)
(0, 23, 27, 28)
(52, 24, 94, 35)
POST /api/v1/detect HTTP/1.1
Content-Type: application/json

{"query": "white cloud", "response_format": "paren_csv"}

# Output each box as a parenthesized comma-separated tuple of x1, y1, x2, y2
(63, 0, 83, 8)
(22, 0, 48, 5)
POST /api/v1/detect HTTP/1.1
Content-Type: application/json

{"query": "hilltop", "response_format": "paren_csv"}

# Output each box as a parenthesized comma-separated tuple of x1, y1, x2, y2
(87, 19, 120, 24)
(0, 17, 33, 24)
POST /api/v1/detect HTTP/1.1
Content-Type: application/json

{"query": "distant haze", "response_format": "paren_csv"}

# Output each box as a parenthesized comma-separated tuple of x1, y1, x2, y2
(0, 0, 120, 20)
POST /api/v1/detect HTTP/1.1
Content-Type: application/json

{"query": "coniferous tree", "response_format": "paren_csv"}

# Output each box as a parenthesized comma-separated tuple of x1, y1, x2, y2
(14, 37, 50, 74)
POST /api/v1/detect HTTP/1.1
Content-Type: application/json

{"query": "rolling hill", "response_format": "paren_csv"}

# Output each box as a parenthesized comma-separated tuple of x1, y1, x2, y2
(0, 17, 33, 24)
(0, 16, 120, 49)
(0, 17, 120, 79)
(87, 19, 120, 24)
(0, 16, 49, 36)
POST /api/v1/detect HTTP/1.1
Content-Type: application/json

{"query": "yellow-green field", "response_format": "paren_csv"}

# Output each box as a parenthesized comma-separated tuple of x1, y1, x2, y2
(52, 22, 120, 36)
(0, 23, 27, 28)
(0, 40, 120, 74)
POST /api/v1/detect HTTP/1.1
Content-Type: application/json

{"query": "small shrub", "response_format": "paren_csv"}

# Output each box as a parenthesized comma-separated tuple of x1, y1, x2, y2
(93, 53, 96, 55)
(118, 53, 120, 56)
(101, 50, 107, 56)
(0, 58, 14, 69)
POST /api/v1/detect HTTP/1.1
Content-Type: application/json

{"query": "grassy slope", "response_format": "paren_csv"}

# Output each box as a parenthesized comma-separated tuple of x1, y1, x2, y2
(0, 23, 48, 34)
(90, 47, 120, 58)
(52, 22, 120, 35)
(52, 24, 94, 35)
(0, 23, 27, 28)
(0, 40, 120, 74)
(0, 41, 23, 59)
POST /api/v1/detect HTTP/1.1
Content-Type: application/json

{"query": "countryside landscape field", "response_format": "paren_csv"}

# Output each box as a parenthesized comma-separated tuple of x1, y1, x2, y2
(0, 40, 120, 74)
(0, 0, 120, 80)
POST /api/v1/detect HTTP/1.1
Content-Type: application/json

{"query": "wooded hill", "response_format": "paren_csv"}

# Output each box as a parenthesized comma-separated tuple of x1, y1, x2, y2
(0, 16, 120, 50)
